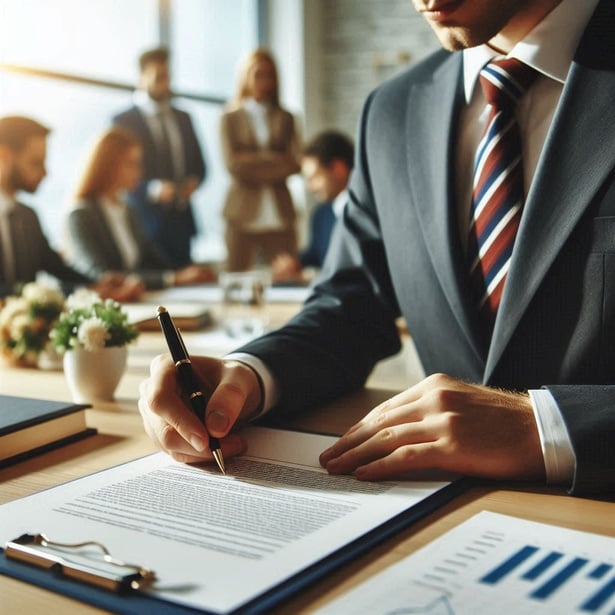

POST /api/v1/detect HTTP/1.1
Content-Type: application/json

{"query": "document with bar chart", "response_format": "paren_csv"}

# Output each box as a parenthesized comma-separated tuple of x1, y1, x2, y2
(316, 511, 615, 614)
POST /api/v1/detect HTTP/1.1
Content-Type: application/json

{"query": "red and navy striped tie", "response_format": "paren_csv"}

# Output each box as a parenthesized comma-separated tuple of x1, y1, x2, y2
(467, 58, 538, 326)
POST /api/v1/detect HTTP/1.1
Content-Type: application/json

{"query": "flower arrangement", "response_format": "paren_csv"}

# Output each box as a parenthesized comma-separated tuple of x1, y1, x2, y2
(50, 289, 139, 353)
(0, 281, 65, 366)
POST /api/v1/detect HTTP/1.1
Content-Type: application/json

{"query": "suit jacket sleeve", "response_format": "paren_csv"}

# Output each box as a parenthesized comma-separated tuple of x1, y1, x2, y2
(18, 205, 91, 287)
(178, 111, 206, 183)
(547, 386, 615, 496)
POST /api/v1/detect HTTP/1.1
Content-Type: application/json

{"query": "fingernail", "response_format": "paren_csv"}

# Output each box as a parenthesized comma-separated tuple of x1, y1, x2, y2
(190, 435, 206, 452)
(326, 458, 341, 473)
(207, 410, 229, 433)
(355, 466, 367, 479)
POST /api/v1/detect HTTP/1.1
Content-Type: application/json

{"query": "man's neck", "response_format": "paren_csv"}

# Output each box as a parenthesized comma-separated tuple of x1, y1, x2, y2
(489, 0, 562, 53)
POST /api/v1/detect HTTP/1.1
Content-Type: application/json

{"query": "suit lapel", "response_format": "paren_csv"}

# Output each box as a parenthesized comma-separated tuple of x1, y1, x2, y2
(485, 2, 615, 379)
(406, 53, 486, 366)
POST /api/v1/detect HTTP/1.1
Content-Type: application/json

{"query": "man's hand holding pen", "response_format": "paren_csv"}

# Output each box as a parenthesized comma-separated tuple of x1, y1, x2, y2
(138, 354, 262, 465)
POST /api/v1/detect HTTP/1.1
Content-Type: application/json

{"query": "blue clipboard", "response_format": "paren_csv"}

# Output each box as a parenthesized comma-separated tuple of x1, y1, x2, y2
(0, 478, 469, 614)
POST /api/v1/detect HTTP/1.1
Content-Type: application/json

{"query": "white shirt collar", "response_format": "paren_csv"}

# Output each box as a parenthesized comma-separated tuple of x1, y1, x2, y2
(463, 0, 599, 103)
(243, 97, 270, 117)
(332, 189, 348, 218)
(133, 89, 172, 117)
(0, 188, 16, 215)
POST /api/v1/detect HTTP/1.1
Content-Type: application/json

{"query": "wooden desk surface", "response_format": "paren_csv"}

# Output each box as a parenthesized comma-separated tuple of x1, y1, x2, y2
(1, 319, 614, 614)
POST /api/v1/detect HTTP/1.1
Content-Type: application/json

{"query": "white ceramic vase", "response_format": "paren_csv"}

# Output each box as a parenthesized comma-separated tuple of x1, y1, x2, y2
(63, 345, 127, 404)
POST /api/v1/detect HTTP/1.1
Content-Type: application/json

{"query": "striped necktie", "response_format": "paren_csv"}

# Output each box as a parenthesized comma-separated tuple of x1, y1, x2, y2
(467, 58, 538, 326)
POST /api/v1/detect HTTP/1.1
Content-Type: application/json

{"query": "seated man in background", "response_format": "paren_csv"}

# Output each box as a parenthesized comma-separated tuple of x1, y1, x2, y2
(67, 127, 216, 289)
(272, 130, 354, 284)
(0, 115, 142, 301)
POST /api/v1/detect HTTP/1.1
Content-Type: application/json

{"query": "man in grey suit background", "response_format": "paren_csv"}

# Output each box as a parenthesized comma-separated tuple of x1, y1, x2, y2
(113, 47, 207, 267)
(0, 115, 142, 301)
(139, 0, 615, 496)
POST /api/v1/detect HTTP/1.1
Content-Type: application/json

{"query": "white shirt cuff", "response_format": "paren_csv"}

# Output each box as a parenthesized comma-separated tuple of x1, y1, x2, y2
(147, 179, 163, 201)
(224, 352, 279, 419)
(528, 388, 576, 486)
(162, 270, 176, 288)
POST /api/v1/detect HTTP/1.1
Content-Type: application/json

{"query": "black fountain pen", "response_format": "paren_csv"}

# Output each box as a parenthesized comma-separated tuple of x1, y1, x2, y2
(156, 306, 226, 474)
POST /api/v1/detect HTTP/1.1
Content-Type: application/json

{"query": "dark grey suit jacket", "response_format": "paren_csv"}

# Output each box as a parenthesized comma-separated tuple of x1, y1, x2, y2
(0, 202, 90, 297)
(68, 198, 172, 290)
(238, 1, 615, 496)
(112, 105, 206, 267)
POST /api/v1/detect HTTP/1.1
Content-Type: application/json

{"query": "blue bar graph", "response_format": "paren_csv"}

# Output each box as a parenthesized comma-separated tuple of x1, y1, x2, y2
(522, 551, 563, 581)
(580, 577, 615, 612)
(589, 563, 613, 580)
(480, 545, 539, 584)
(478, 543, 615, 612)
(530, 557, 588, 600)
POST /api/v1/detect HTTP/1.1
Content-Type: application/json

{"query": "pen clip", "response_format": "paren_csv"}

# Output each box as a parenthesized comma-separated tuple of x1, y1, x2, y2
(176, 325, 190, 359)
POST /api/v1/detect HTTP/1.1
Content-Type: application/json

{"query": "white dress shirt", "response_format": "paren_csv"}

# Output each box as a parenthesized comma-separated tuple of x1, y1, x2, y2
(241, 97, 285, 232)
(96, 197, 140, 270)
(231, 0, 599, 486)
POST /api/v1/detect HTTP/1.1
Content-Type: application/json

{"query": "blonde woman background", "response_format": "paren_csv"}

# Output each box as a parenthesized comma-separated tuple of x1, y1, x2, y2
(67, 127, 215, 289)
(220, 48, 301, 272)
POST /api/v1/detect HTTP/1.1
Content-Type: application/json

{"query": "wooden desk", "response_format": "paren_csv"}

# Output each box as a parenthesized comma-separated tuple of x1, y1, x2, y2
(1, 324, 614, 614)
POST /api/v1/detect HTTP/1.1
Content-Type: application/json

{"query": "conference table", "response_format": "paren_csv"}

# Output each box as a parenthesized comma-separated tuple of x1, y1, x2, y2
(1, 289, 614, 614)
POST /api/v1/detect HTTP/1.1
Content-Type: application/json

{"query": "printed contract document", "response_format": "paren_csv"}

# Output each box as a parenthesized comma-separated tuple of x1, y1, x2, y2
(0, 427, 453, 613)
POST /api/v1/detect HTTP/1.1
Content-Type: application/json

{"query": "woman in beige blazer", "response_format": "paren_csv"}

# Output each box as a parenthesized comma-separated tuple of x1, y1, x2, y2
(220, 48, 301, 272)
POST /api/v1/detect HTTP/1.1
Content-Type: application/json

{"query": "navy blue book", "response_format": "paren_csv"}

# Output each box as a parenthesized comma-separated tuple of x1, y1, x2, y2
(0, 395, 95, 467)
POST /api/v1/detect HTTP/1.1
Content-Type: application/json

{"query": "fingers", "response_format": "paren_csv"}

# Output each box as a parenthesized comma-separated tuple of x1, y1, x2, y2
(320, 373, 543, 482)
(138, 355, 262, 462)
(139, 354, 212, 455)
(355, 441, 441, 481)
(323, 418, 439, 476)
(319, 384, 429, 467)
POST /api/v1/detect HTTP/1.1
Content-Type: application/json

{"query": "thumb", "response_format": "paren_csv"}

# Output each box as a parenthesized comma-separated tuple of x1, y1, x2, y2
(205, 360, 264, 438)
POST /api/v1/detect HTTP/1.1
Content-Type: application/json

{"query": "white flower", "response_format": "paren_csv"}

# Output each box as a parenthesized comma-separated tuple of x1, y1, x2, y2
(66, 288, 101, 310)
(22, 281, 64, 307)
(77, 317, 109, 351)
(0, 297, 27, 328)
(9, 314, 30, 339)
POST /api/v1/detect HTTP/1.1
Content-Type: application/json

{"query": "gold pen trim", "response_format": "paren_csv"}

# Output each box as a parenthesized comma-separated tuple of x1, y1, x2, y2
(175, 358, 191, 367)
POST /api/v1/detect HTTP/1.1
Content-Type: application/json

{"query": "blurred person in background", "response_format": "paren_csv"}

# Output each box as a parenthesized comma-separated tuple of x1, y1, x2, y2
(220, 48, 301, 272)
(0, 115, 141, 301)
(67, 127, 216, 290)
(272, 130, 354, 284)
(113, 47, 207, 267)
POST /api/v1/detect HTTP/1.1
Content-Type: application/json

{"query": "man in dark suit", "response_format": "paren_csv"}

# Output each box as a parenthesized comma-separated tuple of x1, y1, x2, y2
(272, 130, 354, 284)
(113, 47, 206, 267)
(139, 0, 614, 496)
(0, 115, 141, 301)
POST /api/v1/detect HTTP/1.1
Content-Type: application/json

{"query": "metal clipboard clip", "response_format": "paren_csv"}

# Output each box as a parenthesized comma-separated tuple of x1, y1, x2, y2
(5, 533, 156, 592)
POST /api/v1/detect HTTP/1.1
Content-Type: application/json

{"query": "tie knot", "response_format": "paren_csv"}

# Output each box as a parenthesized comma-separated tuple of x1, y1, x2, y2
(479, 58, 538, 110)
